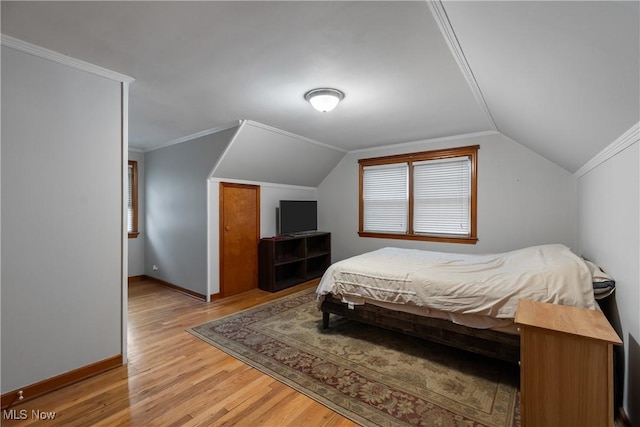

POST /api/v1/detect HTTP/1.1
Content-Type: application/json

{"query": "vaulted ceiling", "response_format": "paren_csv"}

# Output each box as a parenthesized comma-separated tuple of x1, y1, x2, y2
(2, 1, 638, 173)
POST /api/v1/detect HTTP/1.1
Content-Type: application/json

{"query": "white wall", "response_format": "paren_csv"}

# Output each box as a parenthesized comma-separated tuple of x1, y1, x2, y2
(577, 141, 639, 423)
(318, 132, 578, 262)
(1, 44, 125, 392)
(128, 150, 145, 277)
(208, 179, 316, 297)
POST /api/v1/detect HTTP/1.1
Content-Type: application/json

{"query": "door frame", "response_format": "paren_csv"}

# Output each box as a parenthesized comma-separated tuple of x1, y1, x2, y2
(218, 181, 261, 298)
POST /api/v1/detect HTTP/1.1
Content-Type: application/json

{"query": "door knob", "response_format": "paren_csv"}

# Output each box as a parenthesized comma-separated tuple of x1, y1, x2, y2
(225, 225, 231, 231)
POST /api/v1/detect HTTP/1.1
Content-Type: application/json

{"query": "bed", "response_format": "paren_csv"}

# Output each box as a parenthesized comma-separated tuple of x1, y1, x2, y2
(316, 244, 607, 363)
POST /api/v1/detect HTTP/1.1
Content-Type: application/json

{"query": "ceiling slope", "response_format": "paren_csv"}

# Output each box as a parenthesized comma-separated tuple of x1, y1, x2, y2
(442, 1, 640, 172)
(210, 120, 346, 187)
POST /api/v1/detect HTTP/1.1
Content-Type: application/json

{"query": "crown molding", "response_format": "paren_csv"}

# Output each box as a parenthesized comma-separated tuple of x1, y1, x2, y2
(426, 1, 497, 131)
(244, 120, 347, 153)
(143, 121, 242, 153)
(1, 34, 134, 83)
(575, 122, 640, 177)
(349, 130, 499, 154)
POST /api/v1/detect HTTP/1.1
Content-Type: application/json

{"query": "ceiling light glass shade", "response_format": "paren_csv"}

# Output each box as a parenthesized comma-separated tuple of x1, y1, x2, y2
(304, 88, 345, 112)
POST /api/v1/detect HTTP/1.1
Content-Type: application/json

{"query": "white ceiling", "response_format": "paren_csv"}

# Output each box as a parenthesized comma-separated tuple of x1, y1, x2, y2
(444, 1, 640, 173)
(2, 1, 638, 172)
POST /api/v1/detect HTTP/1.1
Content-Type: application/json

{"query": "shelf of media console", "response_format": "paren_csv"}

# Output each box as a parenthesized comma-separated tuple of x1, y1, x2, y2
(259, 232, 331, 292)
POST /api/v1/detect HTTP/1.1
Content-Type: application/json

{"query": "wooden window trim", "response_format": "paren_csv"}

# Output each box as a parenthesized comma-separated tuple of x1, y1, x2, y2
(128, 160, 140, 239)
(358, 145, 478, 244)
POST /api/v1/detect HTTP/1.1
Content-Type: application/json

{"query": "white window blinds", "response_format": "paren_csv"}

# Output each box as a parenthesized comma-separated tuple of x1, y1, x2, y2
(362, 163, 408, 233)
(413, 157, 470, 235)
(127, 163, 134, 233)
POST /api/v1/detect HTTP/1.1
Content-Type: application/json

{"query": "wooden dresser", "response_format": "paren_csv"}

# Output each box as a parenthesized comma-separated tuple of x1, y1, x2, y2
(515, 299, 622, 427)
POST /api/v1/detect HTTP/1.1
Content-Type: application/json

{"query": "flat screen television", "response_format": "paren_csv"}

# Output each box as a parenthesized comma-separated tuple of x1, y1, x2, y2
(279, 200, 317, 235)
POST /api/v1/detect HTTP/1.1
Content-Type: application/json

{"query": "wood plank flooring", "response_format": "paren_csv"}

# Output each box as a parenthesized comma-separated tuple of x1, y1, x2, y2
(2, 280, 357, 427)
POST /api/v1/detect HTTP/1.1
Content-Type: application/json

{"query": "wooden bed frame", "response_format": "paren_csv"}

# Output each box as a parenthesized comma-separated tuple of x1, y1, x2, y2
(320, 294, 521, 364)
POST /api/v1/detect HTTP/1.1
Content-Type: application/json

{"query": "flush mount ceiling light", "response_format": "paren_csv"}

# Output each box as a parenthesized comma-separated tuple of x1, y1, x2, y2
(304, 88, 345, 113)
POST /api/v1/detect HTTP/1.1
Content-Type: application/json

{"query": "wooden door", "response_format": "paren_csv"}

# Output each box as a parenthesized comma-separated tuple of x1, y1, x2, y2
(220, 182, 260, 297)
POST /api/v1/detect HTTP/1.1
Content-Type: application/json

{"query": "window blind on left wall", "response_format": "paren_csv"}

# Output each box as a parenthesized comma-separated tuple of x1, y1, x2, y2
(362, 163, 409, 233)
(127, 162, 134, 233)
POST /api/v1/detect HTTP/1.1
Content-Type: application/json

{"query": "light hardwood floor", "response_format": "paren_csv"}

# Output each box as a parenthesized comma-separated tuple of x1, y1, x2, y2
(2, 280, 357, 427)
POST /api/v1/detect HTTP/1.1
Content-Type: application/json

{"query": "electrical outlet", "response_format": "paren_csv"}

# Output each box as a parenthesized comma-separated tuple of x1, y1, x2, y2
(153, 265, 159, 271)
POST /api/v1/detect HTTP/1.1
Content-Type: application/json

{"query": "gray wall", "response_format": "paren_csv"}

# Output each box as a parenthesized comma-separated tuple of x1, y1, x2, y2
(1, 45, 124, 392)
(128, 150, 145, 277)
(318, 132, 577, 261)
(144, 128, 237, 295)
(577, 142, 639, 423)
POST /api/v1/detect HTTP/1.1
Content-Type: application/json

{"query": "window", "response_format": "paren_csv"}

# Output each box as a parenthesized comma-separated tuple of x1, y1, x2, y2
(358, 145, 478, 244)
(128, 160, 139, 238)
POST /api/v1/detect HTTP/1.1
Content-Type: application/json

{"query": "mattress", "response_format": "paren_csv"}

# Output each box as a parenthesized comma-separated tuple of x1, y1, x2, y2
(316, 244, 598, 329)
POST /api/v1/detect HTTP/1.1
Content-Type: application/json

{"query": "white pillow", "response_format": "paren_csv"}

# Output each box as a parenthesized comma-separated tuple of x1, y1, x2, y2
(583, 259, 614, 283)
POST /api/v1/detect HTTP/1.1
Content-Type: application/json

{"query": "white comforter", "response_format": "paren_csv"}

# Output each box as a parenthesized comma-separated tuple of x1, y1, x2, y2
(316, 244, 597, 319)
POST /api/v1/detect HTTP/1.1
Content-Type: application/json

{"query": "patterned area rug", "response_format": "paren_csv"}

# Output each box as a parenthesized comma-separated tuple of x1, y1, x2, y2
(188, 289, 520, 427)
